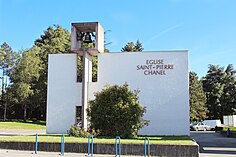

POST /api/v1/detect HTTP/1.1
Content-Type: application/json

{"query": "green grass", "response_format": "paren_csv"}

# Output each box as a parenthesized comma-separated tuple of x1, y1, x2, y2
(0, 134, 194, 145)
(223, 126, 236, 132)
(0, 120, 46, 130)
(0, 120, 194, 145)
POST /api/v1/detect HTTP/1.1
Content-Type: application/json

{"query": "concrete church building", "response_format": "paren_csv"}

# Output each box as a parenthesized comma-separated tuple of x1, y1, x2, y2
(46, 22, 189, 135)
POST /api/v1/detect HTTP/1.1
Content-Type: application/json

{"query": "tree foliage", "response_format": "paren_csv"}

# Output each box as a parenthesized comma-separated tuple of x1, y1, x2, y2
(1, 25, 71, 120)
(0, 42, 19, 120)
(1, 25, 103, 120)
(8, 46, 41, 120)
(202, 64, 236, 120)
(0, 42, 19, 73)
(121, 40, 144, 52)
(34, 25, 71, 119)
(87, 83, 148, 138)
(189, 72, 208, 122)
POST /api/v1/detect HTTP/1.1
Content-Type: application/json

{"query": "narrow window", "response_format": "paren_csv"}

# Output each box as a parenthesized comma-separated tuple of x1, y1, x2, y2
(75, 106, 82, 123)
(77, 56, 83, 82)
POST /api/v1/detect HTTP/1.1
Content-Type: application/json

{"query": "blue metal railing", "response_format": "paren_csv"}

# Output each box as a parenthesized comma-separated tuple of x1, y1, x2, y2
(116, 136, 121, 157)
(61, 134, 65, 156)
(144, 137, 150, 157)
(35, 133, 38, 154)
(88, 135, 94, 156)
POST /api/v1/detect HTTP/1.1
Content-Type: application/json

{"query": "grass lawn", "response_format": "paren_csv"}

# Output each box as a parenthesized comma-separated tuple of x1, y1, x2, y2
(0, 120, 46, 130)
(223, 126, 236, 132)
(0, 120, 194, 145)
(0, 134, 194, 145)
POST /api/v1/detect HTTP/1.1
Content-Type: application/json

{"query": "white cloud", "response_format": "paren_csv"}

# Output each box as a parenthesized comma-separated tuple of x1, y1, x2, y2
(145, 24, 181, 44)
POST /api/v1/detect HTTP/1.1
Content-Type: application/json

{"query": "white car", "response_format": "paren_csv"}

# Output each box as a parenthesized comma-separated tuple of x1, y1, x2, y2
(202, 119, 222, 130)
(190, 122, 211, 131)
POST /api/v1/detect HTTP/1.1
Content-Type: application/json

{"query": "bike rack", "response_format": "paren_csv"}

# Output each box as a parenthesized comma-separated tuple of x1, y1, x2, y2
(88, 135, 94, 156)
(61, 134, 65, 156)
(35, 133, 38, 154)
(116, 136, 121, 157)
(144, 137, 150, 157)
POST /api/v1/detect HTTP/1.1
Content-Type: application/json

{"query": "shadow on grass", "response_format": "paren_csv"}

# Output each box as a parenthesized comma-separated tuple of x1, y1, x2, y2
(18, 120, 46, 126)
(0, 119, 46, 126)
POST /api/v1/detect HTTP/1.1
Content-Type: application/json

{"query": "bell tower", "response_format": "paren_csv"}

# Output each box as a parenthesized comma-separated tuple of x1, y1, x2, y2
(71, 22, 104, 129)
(71, 22, 104, 55)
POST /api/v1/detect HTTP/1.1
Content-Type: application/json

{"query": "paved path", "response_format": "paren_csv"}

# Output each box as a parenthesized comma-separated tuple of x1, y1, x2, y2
(0, 129, 46, 136)
(190, 131, 236, 157)
(0, 149, 142, 157)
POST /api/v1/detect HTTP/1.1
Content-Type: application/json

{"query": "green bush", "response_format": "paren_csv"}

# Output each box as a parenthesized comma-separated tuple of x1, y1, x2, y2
(68, 126, 100, 138)
(87, 83, 149, 138)
(68, 126, 89, 138)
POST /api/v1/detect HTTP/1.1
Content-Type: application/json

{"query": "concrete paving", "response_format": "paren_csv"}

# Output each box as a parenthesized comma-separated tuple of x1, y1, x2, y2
(0, 129, 46, 136)
(0, 149, 142, 157)
(200, 153, 236, 157)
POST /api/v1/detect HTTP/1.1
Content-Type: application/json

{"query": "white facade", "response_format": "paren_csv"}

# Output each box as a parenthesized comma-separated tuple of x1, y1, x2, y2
(46, 54, 82, 133)
(46, 51, 189, 135)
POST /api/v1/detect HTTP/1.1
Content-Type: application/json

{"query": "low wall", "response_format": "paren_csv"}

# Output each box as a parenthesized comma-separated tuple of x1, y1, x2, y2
(0, 142, 199, 157)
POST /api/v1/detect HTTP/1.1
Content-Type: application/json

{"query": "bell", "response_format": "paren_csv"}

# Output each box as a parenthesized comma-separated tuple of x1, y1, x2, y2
(84, 32, 92, 43)
(77, 32, 83, 41)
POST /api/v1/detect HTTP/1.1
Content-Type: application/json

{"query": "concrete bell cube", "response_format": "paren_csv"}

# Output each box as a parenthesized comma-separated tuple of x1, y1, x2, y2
(71, 22, 104, 56)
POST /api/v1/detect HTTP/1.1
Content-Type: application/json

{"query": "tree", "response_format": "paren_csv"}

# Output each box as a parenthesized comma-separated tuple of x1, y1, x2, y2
(34, 25, 70, 119)
(220, 64, 236, 116)
(202, 64, 236, 120)
(87, 83, 148, 138)
(202, 65, 225, 119)
(189, 72, 208, 122)
(121, 40, 144, 52)
(0, 42, 19, 120)
(9, 46, 41, 120)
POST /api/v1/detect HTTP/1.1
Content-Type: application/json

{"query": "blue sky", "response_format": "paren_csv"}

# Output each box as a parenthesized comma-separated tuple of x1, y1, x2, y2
(0, 0, 236, 77)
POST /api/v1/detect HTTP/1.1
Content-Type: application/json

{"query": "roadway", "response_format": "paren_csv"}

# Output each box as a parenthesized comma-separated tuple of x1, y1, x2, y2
(0, 149, 142, 157)
(190, 131, 236, 157)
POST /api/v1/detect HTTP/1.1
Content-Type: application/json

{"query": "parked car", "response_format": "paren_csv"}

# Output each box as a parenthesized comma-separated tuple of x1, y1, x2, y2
(202, 119, 222, 130)
(190, 122, 211, 131)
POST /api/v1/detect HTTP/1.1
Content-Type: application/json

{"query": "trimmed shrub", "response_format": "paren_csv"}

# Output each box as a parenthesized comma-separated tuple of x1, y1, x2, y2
(87, 83, 149, 138)
(68, 126, 100, 138)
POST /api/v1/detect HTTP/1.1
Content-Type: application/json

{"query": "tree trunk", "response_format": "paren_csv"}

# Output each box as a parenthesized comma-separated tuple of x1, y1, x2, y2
(24, 104, 27, 121)
(2, 69, 6, 121)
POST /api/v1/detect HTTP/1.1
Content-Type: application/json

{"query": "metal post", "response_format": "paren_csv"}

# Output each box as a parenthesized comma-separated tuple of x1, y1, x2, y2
(35, 133, 38, 154)
(88, 135, 90, 156)
(88, 135, 94, 157)
(144, 137, 150, 157)
(147, 138, 150, 157)
(144, 138, 146, 157)
(91, 136, 94, 156)
(61, 134, 64, 156)
(116, 136, 121, 157)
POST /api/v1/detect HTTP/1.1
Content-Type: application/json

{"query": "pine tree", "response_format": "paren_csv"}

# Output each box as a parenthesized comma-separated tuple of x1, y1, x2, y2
(0, 42, 19, 120)
(34, 25, 70, 119)
(121, 40, 144, 52)
(189, 72, 208, 122)
(202, 64, 236, 120)
(9, 46, 41, 120)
